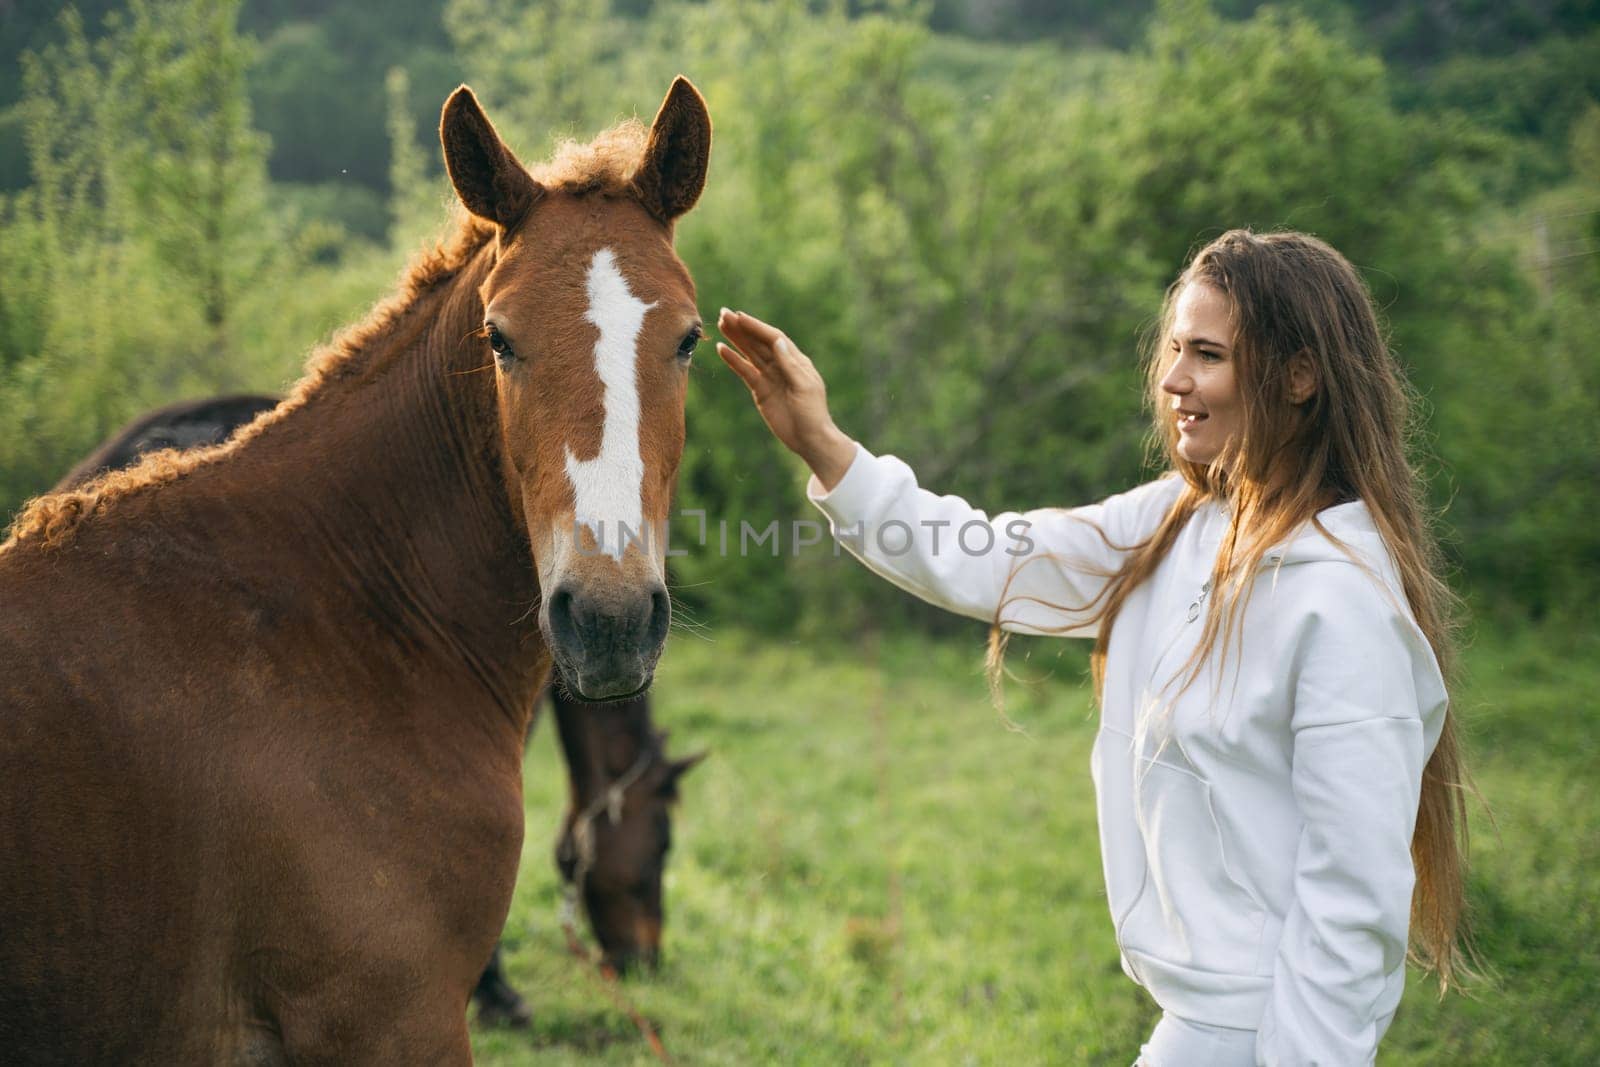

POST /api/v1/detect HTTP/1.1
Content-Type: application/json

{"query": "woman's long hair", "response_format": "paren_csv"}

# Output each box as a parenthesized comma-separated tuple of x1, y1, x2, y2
(988, 229, 1473, 988)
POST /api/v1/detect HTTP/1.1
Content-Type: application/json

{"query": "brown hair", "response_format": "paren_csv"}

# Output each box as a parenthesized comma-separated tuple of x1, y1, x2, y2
(988, 229, 1473, 988)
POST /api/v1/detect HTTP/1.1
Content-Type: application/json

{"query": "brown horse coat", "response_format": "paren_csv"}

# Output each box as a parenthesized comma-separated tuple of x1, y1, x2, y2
(0, 80, 709, 1064)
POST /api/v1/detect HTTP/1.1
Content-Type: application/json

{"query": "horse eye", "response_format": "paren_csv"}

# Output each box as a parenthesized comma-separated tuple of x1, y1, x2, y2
(486, 324, 515, 363)
(676, 326, 702, 363)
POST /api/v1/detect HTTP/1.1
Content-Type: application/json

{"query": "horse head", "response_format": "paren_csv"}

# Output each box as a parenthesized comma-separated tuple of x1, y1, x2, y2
(440, 79, 711, 701)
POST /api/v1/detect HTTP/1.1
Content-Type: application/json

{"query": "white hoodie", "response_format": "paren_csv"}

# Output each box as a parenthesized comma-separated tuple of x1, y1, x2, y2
(807, 445, 1448, 1066)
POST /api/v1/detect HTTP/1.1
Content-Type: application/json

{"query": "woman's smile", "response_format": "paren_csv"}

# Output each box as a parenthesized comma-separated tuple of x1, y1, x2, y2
(1159, 282, 1239, 464)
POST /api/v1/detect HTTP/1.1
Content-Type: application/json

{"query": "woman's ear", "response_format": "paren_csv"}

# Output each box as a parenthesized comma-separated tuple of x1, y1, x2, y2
(1288, 349, 1320, 405)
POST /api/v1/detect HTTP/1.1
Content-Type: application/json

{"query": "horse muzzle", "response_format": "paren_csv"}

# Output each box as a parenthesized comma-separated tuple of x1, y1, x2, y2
(544, 581, 670, 701)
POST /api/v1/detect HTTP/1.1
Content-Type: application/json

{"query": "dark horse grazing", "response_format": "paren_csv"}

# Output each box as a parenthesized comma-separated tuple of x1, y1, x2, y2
(52, 400, 704, 1028)
(476, 689, 704, 1026)
(0, 77, 710, 1064)
(551, 690, 705, 973)
(52, 395, 282, 490)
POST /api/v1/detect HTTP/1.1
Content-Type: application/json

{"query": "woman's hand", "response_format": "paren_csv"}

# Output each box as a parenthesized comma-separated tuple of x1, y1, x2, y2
(716, 309, 857, 491)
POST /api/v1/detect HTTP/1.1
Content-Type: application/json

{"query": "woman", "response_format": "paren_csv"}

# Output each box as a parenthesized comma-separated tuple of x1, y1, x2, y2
(715, 230, 1470, 1065)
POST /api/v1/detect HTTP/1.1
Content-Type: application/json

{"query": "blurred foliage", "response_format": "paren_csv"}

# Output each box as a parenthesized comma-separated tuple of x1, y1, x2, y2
(0, 0, 386, 512)
(1, 0, 271, 502)
(0, 0, 1596, 634)
(1397, 27, 1600, 195)
(3, 1, 1595, 204)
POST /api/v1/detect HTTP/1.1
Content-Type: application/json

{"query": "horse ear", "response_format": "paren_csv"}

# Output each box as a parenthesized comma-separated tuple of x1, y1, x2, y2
(671, 750, 708, 779)
(632, 76, 711, 224)
(655, 750, 707, 800)
(439, 85, 541, 229)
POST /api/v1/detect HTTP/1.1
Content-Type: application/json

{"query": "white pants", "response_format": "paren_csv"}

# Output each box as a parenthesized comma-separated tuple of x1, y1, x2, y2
(1135, 1012, 1257, 1067)
(1135, 1009, 1398, 1066)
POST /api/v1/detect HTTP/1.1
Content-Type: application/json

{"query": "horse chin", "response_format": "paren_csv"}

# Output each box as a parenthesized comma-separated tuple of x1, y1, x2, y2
(549, 659, 655, 704)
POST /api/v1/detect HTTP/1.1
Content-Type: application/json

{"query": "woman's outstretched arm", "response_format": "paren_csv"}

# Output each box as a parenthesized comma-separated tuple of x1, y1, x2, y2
(717, 309, 1180, 635)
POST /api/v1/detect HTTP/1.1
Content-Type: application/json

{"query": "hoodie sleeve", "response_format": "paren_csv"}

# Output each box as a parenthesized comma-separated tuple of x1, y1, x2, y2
(806, 443, 1182, 637)
(1256, 568, 1447, 1066)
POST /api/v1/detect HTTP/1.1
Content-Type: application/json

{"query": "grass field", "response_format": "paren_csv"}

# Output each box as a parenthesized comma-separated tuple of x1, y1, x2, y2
(470, 619, 1599, 1065)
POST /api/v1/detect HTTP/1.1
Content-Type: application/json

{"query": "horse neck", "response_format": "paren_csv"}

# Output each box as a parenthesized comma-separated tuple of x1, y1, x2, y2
(248, 240, 545, 725)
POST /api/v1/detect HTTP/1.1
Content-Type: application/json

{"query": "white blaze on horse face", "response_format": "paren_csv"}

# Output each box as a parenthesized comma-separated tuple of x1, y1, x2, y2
(566, 248, 655, 562)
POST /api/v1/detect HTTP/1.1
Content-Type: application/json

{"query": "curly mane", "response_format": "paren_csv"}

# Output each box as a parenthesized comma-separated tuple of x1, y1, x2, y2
(530, 120, 650, 196)
(4, 118, 654, 554)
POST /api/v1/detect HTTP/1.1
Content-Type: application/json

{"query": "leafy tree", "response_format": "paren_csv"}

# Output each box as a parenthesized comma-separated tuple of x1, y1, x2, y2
(443, 0, 624, 151)
(0, 0, 330, 518)
(110, 0, 271, 369)
(3, 0, 1590, 625)
(646, 0, 1598, 627)
(385, 65, 450, 247)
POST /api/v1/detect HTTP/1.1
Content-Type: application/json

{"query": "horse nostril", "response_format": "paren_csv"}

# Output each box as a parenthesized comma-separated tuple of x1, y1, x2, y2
(547, 586, 580, 653)
(645, 585, 670, 649)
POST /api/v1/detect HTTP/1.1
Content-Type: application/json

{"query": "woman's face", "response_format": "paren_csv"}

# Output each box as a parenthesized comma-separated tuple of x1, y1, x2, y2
(1159, 281, 1241, 466)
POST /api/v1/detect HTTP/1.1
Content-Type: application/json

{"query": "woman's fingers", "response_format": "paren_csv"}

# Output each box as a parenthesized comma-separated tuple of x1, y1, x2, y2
(716, 307, 833, 456)
(716, 341, 762, 390)
(719, 309, 814, 395)
(715, 309, 763, 369)
(724, 309, 785, 346)
(718, 308, 786, 367)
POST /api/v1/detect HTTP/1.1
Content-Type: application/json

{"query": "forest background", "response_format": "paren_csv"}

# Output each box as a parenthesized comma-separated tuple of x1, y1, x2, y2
(2, 0, 1596, 632)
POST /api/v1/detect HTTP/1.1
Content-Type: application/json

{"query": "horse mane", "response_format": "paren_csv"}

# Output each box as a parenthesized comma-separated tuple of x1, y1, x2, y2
(531, 119, 650, 197)
(3, 118, 653, 553)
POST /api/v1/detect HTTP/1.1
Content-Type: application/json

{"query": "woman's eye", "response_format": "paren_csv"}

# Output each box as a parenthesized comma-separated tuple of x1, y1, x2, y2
(676, 327, 702, 363)
(486, 325, 514, 362)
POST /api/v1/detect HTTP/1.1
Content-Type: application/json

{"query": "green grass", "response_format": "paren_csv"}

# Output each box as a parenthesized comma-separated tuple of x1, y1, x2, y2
(471, 622, 1599, 1065)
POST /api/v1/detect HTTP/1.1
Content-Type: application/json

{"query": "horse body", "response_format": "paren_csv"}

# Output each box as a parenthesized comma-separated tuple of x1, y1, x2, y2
(49, 388, 705, 1032)
(0, 80, 710, 1063)
(1, 241, 535, 1064)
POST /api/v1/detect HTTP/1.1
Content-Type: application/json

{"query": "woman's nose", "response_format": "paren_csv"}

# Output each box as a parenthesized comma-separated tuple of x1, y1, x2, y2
(1159, 358, 1191, 396)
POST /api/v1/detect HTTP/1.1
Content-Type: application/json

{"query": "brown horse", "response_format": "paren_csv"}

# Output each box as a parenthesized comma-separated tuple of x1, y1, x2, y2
(52, 397, 703, 1026)
(0, 77, 710, 1065)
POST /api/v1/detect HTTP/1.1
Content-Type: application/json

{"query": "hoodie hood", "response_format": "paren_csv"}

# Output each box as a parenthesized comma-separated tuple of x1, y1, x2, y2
(1267, 498, 1398, 579)
(1260, 498, 1430, 659)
